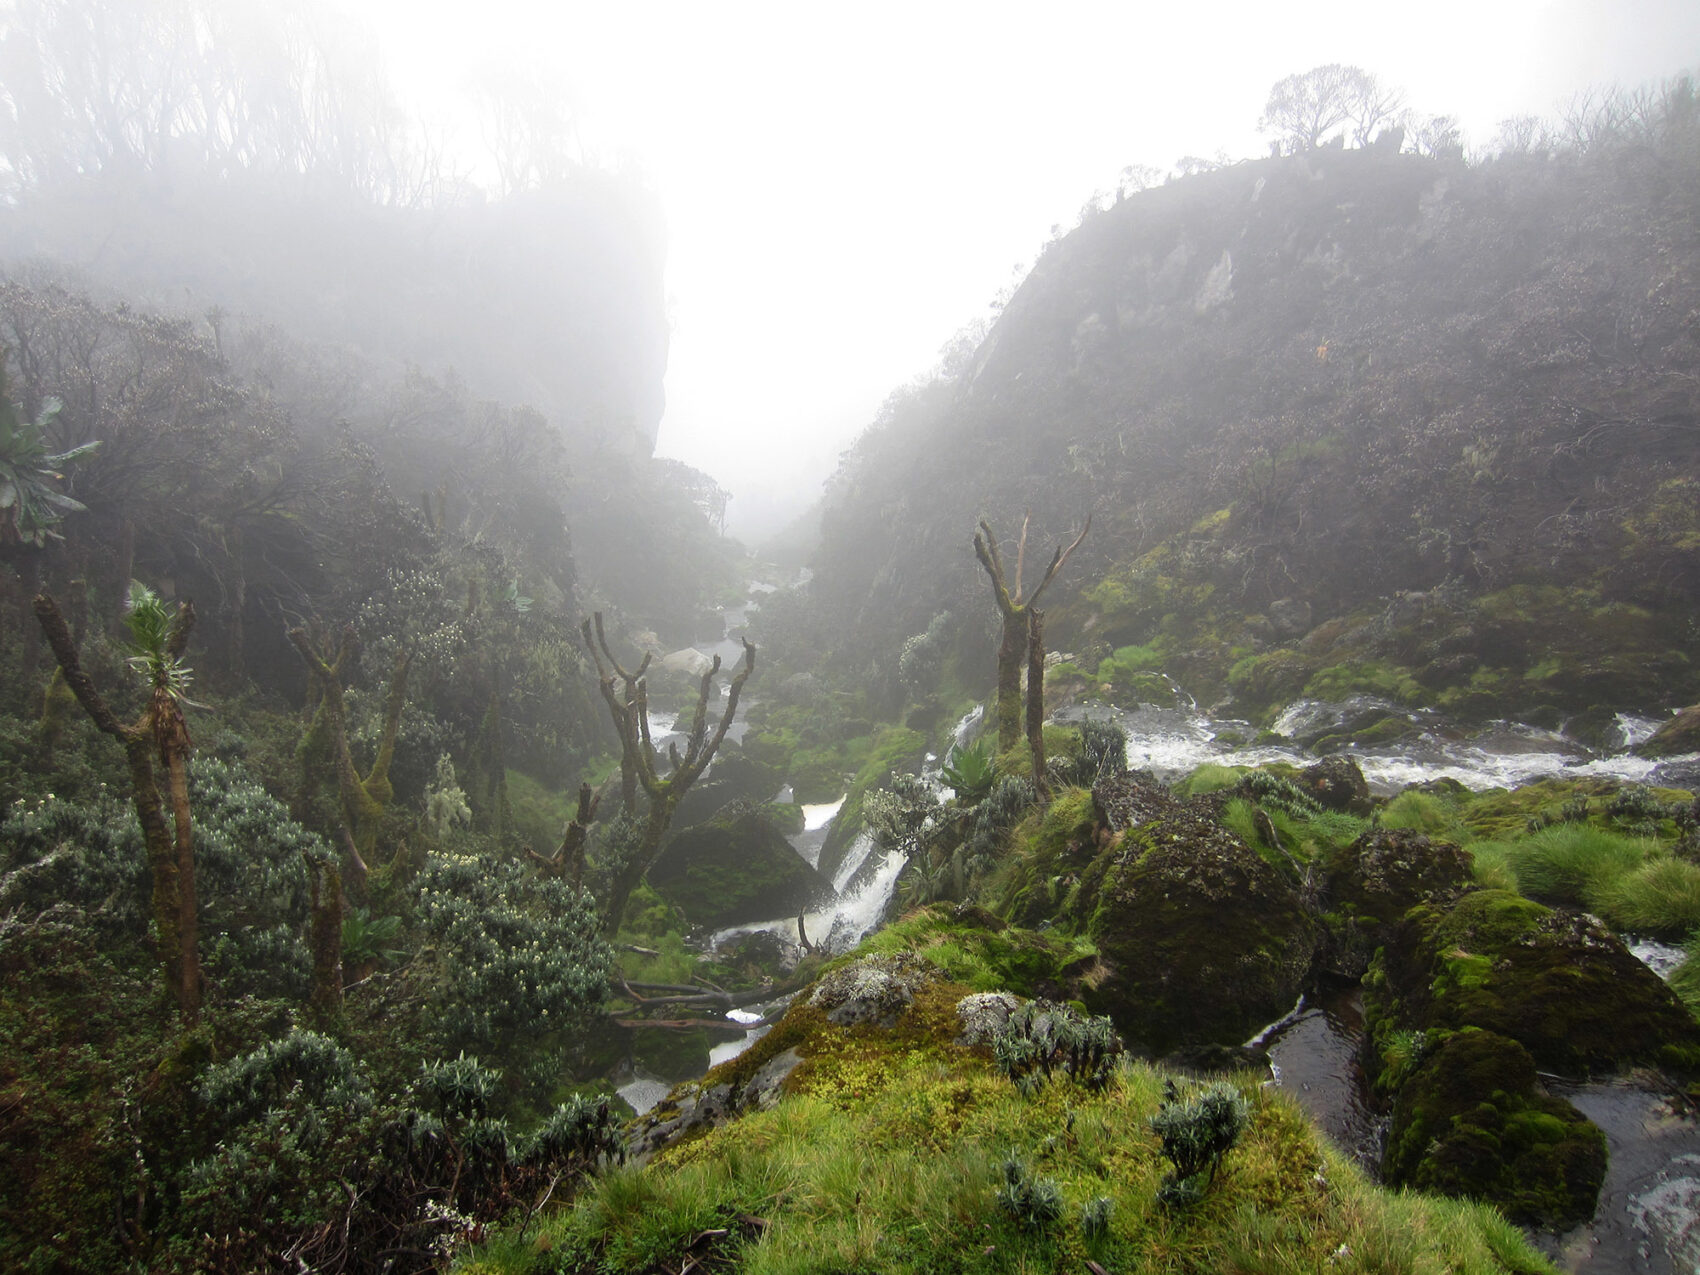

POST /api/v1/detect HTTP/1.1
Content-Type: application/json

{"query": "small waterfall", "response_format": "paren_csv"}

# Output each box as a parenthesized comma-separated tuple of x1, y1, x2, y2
(952, 705, 985, 749)
(707, 828, 906, 962)
(831, 830, 877, 893)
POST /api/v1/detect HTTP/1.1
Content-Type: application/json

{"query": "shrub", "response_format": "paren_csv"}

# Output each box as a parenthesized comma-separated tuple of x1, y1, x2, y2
(1149, 1080, 1249, 1205)
(1238, 769, 1322, 818)
(941, 739, 996, 804)
(992, 999, 1121, 1093)
(995, 1155, 1063, 1229)
(1078, 1194, 1113, 1237)
(415, 851, 613, 1050)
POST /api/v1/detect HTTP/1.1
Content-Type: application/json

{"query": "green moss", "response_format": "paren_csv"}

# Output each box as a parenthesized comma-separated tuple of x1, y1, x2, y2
(1303, 660, 1429, 706)
(857, 906, 1098, 997)
(493, 976, 1557, 1275)
(1383, 1029, 1605, 1228)
(991, 788, 1098, 927)
(1226, 649, 1315, 712)
(1075, 812, 1317, 1053)
(1368, 889, 1700, 1075)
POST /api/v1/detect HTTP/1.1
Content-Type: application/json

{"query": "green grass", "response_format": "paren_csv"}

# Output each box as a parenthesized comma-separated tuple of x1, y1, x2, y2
(1172, 762, 1245, 797)
(1592, 857, 1700, 937)
(456, 1047, 1554, 1275)
(1500, 824, 1649, 908)
(1379, 790, 1466, 839)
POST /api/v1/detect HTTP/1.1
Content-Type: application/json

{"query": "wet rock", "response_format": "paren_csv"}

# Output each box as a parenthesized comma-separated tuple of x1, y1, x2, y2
(1090, 769, 1176, 833)
(808, 952, 938, 1027)
(717, 929, 800, 977)
(1070, 807, 1318, 1054)
(1383, 1029, 1606, 1228)
(648, 807, 835, 929)
(673, 751, 786, 827)
(1298, 755, 1372, 813)
(1319, 828, 1472, 979)
(1561, 705, 1626, 754)
(1368, 889, 1700, 1075)
(1268, 597, 1312, 638)
(740, 1048, 803, 1111)
(954, 991, 1022, 1047)
(624, 1080, 736, 1161)
(1639, 705, 1700, 759)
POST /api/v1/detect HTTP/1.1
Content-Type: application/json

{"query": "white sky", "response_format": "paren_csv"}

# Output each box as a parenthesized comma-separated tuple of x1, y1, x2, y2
(347, 0, 1700, 536)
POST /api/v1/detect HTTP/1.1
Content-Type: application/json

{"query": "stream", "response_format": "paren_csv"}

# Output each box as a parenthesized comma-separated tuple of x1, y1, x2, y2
(616, 589, 1700, 1261)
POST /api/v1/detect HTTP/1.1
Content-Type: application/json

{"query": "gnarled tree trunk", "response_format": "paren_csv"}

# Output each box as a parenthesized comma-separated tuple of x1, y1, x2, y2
(973, 513, 1089, 754)
(584, 614, 754, 934)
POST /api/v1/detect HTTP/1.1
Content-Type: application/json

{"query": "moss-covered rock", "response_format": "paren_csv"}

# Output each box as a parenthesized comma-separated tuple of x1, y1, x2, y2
(991, 786, 1101, 929)
(648, 808, 834, 930)
(1639, 704, 1700, 759)
(1368, 889, 1700, 1075)
(1298, 755, 1372, 813)
(1318, 828, 1472, 978)
(671, 751, 786, 828)
(1383, 1029, 1606, 1228)
(1071, 805, 1319, 1054)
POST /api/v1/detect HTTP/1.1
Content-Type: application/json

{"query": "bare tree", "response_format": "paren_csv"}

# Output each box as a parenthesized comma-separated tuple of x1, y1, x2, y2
(1344, 73, 1408, 148)
(288, 621, 412, 897)
(583, 613, 754, 935)
(973, 513, 1089, 754)
(1261, 65, 1362, 153)
(1260, 65, 1400, 154)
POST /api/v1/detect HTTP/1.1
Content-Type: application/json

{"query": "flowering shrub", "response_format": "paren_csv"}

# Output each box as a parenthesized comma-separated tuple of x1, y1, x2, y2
(415, 851, 612, 1050)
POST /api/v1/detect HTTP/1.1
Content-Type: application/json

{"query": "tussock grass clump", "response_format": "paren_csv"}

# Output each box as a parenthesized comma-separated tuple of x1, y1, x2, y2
(1172, 761, 1244, 797)
(1503, 823, 1648, 908)
(1593, 857, 1700, 937)
(1380, 789, 1466, 839)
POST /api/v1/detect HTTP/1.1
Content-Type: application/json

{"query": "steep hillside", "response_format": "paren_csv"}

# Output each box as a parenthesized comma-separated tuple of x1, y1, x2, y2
(812, 108, 1700, 726)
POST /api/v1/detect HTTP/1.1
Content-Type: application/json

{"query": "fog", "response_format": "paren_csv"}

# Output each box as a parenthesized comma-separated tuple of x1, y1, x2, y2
(6, 0, 1698, 537)
(345, 0, 1698, 537)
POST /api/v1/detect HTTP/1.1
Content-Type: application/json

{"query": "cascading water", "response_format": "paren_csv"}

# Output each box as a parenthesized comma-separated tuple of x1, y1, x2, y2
(1057, 696, 1698, 794)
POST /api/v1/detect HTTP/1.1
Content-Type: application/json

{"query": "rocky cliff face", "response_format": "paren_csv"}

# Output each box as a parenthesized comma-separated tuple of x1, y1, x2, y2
(812, 122, 1700, 723)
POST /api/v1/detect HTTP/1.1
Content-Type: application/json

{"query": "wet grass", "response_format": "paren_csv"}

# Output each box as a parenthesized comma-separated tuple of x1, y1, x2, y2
(456, 1051, 1554, 1275)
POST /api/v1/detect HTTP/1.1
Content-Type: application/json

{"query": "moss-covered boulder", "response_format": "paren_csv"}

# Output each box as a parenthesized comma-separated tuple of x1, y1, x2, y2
(672, 750, 786, 828)
(648, 808, 835, 930)
(1071, 805, 1319, 1054)
(1318, 828, 1471, 978)
(1368, 889, 1700, 1074)
(1298, 755, 1372, 813)
(1383, 1029, 1606, 1228)
(1638, 704, 1700, 759)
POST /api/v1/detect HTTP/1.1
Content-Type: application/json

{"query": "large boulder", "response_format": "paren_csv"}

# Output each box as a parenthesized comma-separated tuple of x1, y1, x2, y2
(648, 808, 834, 930)
(1367, 889, 1700, 1075)
(1638, 705, 1700, 759)
(1382, 1029, 1606, 1228)
(1317, 828, 1472, 978)
(1297, 755, 1372, 813)
(672, 750, 786, 828)
(1071, 804, 1318, 1054)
